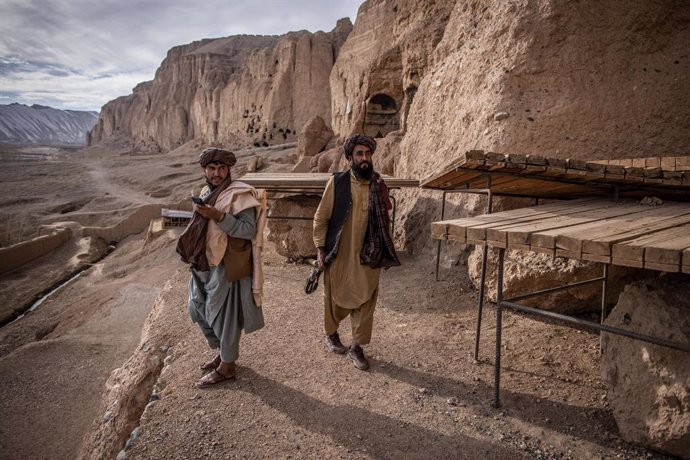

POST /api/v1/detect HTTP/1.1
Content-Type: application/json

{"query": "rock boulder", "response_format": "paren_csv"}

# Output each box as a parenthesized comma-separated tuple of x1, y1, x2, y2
(467, 247, 659, 314)
(266, 195, 321, 258)
(296, 115, 334, 159)
(601, 275, 690, 457)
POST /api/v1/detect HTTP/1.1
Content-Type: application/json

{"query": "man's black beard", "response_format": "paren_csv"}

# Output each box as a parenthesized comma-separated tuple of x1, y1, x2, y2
(352, 162, 374, 180)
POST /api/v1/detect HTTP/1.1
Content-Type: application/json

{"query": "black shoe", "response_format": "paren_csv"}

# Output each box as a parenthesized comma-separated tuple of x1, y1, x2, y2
(347, 345, 370, 371)
(324, 333, 348, 354)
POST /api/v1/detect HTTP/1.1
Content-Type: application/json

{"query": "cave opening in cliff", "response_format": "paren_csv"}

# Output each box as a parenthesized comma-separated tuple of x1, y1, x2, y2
(368, 93, 397, 111)
(364, 93, 400, 138)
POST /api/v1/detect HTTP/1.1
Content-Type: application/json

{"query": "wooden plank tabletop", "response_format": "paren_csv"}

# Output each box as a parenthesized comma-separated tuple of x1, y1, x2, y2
(421, 151, 690, 201)
(612, 223, 690, 271)
(240, 173, 419, 189)
(432, 198, 690, 273)
(530, 202, 690, 256)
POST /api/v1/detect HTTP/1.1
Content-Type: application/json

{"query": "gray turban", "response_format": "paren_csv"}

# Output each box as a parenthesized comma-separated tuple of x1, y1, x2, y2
(199, 147, 236, 167)
(344, 135, 377, 158)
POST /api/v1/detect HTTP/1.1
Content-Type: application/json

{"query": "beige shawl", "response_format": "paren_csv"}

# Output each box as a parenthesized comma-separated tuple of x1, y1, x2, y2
(203, 181, 267, 307)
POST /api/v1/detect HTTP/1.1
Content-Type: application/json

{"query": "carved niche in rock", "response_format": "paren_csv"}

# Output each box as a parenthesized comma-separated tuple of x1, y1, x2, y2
(601, 275, 690, 458)
(363, 93, 400, 139)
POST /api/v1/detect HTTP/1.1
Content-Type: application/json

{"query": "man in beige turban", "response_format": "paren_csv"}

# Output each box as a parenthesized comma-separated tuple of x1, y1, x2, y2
(177, 147, 267, 387)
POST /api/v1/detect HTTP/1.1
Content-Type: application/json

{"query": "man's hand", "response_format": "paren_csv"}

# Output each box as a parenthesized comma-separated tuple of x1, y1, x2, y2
(194, 204, 224, 222)
(316, 247, 327, 269)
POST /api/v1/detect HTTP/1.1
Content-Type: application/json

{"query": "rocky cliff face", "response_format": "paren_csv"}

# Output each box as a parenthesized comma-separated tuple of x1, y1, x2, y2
(89, 20, 352, 151)
(397, 0, 690, 182)
(0, 103, 98, 145)
(330, 0, 454, 139)
(326, 0, 690, 251)
(330, 0, 690, 179)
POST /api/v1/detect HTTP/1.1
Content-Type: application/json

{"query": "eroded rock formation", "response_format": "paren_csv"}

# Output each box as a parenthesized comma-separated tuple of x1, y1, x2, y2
(397, 0, 690, 181)
(601, 275, 690, 457)
(330, 0, 454, 139)
(90, 21, 352, 152)
(266, 195, 321, 258)
(324, 0, 690, 252)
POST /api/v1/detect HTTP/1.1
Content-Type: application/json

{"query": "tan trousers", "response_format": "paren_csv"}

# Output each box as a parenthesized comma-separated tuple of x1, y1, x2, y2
(324, 284, 378, 345)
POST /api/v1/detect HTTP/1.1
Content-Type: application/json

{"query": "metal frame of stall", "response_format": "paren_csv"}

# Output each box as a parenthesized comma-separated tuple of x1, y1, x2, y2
(489, 247, 690, 408)
(431, 173, 690, 408)
(434, 175, 545, 362)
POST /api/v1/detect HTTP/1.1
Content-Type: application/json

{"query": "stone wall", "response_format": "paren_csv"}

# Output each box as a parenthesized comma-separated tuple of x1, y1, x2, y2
(0, 227, 71, 274)
(82, 204, 165, 243)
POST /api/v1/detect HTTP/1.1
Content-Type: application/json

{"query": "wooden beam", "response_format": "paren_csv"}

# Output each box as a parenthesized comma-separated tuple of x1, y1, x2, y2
(611, 223, 690, 272)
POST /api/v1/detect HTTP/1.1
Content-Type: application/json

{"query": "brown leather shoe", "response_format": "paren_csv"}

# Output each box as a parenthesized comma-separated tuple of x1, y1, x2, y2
(324, 333, 348, 354)
(347, 345, 370, 371)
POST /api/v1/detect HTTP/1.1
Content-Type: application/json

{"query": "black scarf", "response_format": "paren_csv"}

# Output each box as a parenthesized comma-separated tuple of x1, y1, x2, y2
(359, 173, 401, 269)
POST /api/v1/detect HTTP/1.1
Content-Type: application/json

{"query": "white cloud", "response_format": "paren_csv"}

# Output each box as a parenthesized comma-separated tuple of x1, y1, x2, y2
(0, 0, 361, 111)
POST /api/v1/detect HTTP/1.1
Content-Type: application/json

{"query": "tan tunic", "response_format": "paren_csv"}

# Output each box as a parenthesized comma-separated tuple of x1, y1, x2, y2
(313, 171, 380, 309)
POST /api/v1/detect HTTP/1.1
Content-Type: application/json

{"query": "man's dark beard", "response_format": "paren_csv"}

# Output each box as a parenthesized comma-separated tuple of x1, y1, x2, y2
(352, 161, 374, 180)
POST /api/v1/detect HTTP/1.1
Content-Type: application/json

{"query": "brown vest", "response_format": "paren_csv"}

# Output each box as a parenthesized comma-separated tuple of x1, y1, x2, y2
(223, 236, 252, 282)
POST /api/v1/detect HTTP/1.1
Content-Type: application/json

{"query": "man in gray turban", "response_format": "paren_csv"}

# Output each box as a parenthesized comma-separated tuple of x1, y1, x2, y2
(198, 147, 237, 169)
(313, 134, 400, 371)
(177, 147, 266, 388)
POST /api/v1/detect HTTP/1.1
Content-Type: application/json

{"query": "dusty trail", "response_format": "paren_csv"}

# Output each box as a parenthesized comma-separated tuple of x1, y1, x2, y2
(80, 251, 661, 460)
(87, 159, 157, 206)
(0, 141, 669, 459)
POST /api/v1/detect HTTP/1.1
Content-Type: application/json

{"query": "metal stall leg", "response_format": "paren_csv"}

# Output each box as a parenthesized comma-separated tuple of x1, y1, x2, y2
(435, 191, 447, 281)
(599, 263, 609, 353)
(473, 181, 493, 360)
(474, 244, 489, 361)
(493, 248, 505, 408)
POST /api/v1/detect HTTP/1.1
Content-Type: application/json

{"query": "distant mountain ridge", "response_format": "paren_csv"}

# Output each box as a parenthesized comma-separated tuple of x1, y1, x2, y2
(0, 103, 99, 145)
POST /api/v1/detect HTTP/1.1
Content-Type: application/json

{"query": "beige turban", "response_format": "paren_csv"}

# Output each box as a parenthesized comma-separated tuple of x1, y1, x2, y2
(199, 147, 236, 167)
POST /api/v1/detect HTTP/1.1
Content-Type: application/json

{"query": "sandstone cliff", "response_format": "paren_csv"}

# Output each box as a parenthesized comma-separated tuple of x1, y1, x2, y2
(330, 0, 454, 139)
(397, 0, 690, 182)
(89, 20, 352, 151)
(325, 0, 690, 252)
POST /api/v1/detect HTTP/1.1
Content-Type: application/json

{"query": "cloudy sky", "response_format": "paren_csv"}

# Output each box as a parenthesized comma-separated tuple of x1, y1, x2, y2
(0, 0, 361, 112)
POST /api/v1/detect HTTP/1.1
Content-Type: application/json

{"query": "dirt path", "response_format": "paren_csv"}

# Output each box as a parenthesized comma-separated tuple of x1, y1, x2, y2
(79, 249, 663, 460)
(86, 159, 158, 206)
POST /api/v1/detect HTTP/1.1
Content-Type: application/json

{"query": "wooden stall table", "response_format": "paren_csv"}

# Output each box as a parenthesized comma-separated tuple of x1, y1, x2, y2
(424, 151, 690, 407)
